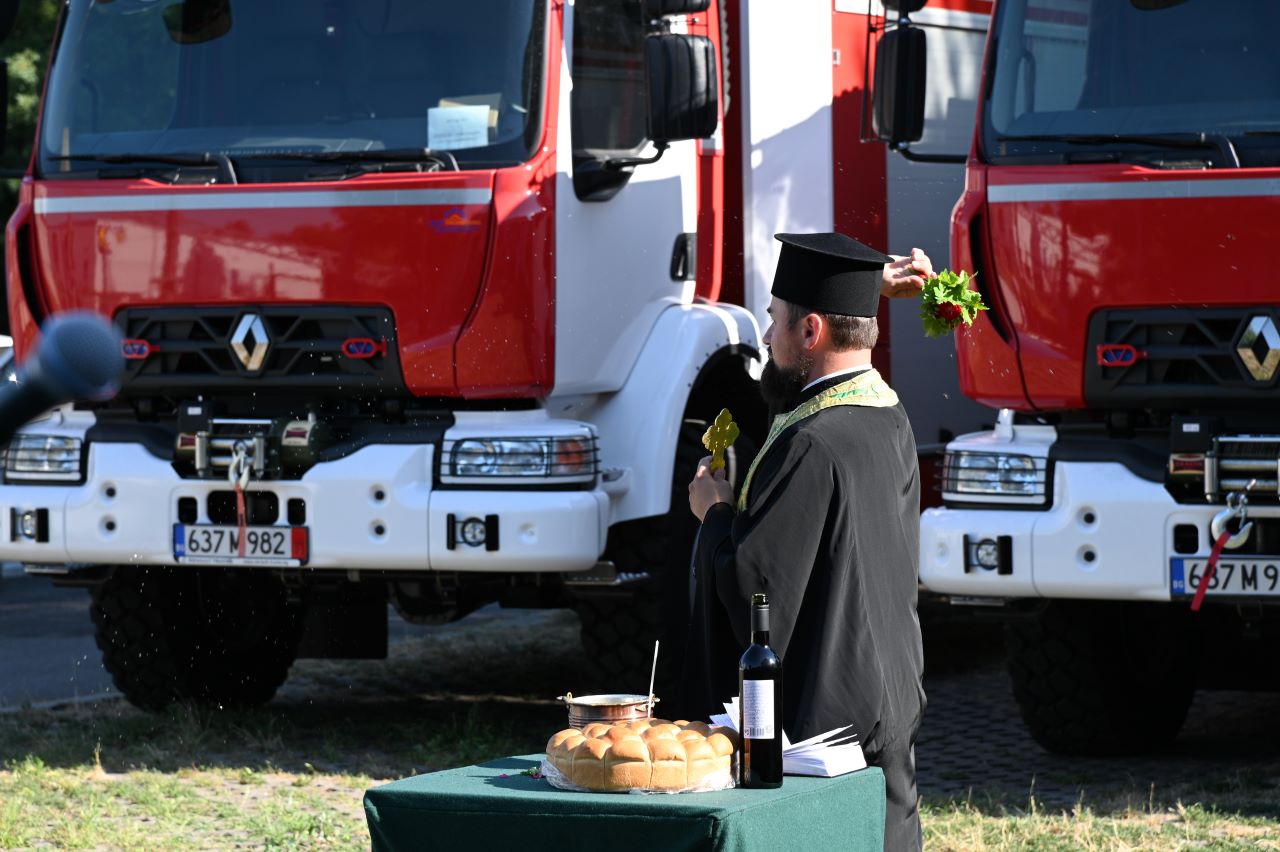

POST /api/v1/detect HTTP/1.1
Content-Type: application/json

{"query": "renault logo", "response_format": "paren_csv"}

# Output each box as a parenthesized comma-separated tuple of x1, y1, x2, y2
(1237, 315, 1280, 382)
(230, 313, 270, 372)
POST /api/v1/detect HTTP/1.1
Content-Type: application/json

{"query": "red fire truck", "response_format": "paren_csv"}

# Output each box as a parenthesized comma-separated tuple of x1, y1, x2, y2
(0, 0, 992, 711)
(878, 0, 1280, 754)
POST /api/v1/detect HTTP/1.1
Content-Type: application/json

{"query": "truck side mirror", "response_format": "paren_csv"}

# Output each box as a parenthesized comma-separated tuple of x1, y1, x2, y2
(645, 33, 718, 145)
(574, 18, 718, 202)
(872, 24, 927, 147)
(0, 0, 18, 44)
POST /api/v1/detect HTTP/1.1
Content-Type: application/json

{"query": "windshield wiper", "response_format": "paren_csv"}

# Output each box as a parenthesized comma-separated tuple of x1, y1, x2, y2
(50, 152, 239, 184)
(997, 132, 1240, 167)
(238, 147, 460, 172)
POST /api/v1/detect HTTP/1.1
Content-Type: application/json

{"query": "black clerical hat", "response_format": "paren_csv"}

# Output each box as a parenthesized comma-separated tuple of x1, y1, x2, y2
(772, 232, 893, 317)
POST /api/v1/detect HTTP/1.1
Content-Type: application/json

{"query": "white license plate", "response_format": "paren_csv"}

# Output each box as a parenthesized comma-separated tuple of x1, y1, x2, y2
(173, 524, 308, 567)
(1170, 557, 1280, 597)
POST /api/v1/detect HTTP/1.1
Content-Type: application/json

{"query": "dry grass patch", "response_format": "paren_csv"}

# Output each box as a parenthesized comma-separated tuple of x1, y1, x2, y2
(925, 790, 1280, 851)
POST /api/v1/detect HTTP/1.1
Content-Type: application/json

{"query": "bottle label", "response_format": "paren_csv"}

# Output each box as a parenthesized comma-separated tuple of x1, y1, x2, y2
(742, 679, 775, 739)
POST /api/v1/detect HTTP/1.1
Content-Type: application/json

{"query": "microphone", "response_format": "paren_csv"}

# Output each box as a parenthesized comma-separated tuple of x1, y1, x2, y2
(0, 311, 125, 447)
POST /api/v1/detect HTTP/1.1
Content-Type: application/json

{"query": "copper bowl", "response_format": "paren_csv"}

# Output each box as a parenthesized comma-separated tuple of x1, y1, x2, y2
(558, 693, 659, 729)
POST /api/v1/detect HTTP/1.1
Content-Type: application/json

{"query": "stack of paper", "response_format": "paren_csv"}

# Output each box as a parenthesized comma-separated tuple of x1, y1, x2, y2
(711, 699, 867, 778)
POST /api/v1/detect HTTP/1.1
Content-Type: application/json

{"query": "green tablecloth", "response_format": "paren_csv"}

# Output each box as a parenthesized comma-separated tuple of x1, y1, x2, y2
(364, 755, 885, 852)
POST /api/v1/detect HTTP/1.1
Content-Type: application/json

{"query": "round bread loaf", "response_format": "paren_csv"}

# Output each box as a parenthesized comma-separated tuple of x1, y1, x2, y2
(545, 719, 738, 792)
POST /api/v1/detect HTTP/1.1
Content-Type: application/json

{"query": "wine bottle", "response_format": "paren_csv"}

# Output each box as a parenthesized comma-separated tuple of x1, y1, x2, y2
(738, 593, 783, 788)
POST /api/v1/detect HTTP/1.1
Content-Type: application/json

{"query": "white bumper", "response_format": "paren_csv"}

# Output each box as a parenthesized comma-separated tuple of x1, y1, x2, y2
(0, 437, 609, 574)
(921, 459, 1280, 602)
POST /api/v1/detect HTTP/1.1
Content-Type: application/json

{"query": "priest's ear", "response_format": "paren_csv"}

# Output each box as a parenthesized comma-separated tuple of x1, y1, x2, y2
(800, 312, 825, 351)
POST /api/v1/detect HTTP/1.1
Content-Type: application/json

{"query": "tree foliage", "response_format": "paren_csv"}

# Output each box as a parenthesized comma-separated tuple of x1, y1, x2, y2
(3, 0, 61, 215)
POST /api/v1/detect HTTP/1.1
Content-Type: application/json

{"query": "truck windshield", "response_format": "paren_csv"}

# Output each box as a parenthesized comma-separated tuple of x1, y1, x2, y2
(984, 0, 1280, 167)
(39, 0, 546, 178)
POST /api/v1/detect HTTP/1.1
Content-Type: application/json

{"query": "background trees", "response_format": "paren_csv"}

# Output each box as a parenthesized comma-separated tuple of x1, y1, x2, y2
(3, 0, 59, 215)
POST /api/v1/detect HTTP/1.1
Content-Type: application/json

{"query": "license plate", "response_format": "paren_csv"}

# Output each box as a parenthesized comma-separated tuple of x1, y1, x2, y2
(173, 524, 308, 567)
(1170, 557, 1280, 597)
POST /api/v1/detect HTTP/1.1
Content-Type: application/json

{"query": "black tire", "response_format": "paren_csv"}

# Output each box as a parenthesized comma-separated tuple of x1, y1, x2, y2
(91, 566, 304, 712)
(1004, 601, 1195, 756)
(577, 418, 754, 703)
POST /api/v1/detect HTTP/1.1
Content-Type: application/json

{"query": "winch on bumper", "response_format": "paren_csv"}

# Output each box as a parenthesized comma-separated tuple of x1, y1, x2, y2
(919, 413, 1280, 603)
(0, 410, 609, 573)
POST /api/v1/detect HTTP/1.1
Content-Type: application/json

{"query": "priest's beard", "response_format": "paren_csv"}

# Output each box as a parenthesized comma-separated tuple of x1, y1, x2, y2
(760, 350, 813, 416)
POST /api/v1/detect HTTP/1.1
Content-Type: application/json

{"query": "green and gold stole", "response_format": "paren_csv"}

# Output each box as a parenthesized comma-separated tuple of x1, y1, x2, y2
(737, 368, 899, 511)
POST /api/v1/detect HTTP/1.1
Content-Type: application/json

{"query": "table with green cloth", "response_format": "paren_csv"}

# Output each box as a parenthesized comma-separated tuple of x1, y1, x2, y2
(364, 754, 885, 852)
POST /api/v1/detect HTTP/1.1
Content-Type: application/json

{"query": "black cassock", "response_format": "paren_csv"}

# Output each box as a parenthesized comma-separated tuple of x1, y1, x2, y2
(678, 373, 926, 852)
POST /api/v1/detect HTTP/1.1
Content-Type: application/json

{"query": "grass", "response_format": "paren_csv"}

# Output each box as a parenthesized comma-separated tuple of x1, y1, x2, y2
(0, 606, 578, 850)
(924, 797, 1280, 850)
(0, 759, 368, 849)
(1, 606, 1279, 850)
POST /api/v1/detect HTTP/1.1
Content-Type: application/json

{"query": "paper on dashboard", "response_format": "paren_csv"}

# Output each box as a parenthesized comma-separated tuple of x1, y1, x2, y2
(427, 105, 490, 150)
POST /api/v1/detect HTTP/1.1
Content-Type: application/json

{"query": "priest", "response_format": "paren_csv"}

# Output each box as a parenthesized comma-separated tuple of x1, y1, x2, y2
(685, 232, 928, 852)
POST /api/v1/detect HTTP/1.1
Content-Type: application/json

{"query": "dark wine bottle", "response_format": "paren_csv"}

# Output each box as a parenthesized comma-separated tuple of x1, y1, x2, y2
(738, 593, 783, 788)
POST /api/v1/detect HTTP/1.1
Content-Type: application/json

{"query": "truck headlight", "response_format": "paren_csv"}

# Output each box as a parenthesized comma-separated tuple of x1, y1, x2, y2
(444, 435, 597, 484)
(453, 438, 547, 476)
(942, 451, 1049, 505)
(4, 435, 84, 482)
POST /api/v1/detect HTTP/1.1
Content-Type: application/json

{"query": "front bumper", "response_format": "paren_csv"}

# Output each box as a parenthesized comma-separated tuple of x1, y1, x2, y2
(0, 440, 609, 573)
(920, 460, 1280, 602)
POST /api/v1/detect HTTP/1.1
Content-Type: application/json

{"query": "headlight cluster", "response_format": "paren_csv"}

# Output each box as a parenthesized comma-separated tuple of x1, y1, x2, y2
(4, 435, 84, 482)
(444, 435, 597, 483)
(942, 451, 1049, 504)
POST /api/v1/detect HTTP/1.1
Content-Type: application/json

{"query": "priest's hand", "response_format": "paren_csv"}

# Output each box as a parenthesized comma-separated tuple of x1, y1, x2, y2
(881, 248, 933, 298)
(689, 455, 734, 522)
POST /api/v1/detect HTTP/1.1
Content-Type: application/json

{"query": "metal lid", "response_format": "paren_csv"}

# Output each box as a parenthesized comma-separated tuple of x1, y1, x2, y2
(559, 693, 654, 707)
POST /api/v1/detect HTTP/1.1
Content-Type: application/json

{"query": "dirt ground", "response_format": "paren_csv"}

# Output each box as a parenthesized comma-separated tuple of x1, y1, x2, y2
(915, 609, 1280, 814)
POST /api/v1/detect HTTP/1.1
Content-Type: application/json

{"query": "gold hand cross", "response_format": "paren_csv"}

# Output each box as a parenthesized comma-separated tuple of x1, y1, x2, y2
(702, 408, 740, 472)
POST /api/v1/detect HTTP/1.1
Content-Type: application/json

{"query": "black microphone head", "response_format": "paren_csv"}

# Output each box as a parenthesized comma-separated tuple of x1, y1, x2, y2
(26, 311, 125, 400)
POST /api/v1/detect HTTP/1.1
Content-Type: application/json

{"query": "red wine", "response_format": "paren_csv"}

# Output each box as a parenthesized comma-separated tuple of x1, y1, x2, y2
(738, 593, 783, 788)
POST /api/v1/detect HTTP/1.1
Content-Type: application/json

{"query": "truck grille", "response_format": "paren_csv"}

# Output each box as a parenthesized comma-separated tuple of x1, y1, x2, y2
(116, 306, 405, 395)
(1086, 308, 1280, 408)
(1209, 436, 1280, 501)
